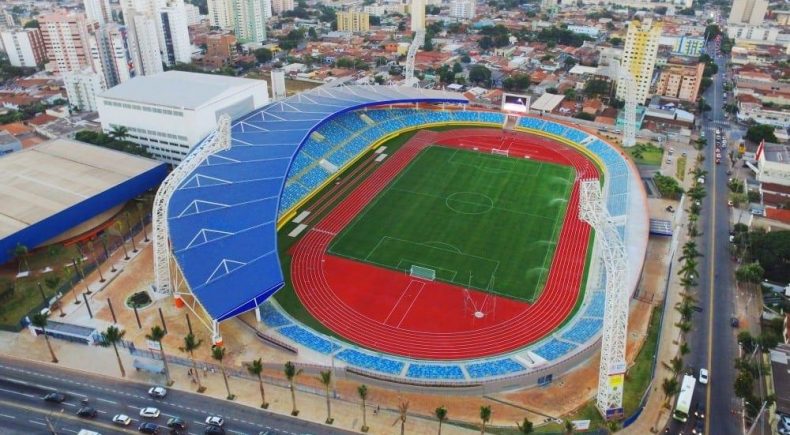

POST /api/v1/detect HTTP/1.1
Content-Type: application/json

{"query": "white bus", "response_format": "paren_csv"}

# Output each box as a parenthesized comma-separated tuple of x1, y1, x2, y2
(673, 374, 697, 422)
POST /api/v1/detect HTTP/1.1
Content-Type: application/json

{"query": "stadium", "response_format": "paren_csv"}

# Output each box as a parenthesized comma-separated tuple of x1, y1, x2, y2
(155, 85, 648, 388)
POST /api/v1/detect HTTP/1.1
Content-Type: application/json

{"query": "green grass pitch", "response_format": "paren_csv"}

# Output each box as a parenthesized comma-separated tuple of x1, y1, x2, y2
(327, 146, 575, 301)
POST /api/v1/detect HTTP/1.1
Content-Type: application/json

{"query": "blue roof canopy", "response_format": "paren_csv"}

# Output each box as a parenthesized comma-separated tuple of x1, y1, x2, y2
(167, 85, 467, 321)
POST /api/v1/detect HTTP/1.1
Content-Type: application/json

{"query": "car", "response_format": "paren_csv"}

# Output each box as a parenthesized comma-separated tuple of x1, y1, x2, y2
(205, 416, 225, 427)
(780, 414, 790, 430)
(692, 418, 705, 434)
(731, 317, 740, 327)
(666, 158, 672, 164)
(694, 401, 706, 419)
(113, 414, 132, 426)
(148, 386, 167, 398)
(204, 425, 225, 435)
(140, 407, 161, 418)
(699, 368, 709, 384)
(77, 406, 97, 418)
(167, 417, 187, 430)
(728, 200, 733, 207)
(138, 422, 159, 434)
(43, 392, 66, 403)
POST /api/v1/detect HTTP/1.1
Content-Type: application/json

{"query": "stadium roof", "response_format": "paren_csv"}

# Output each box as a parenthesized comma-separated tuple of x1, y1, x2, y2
(167, 85, 468, 322)
(98, 71, 265, 110)
(0, 139, 167, 264)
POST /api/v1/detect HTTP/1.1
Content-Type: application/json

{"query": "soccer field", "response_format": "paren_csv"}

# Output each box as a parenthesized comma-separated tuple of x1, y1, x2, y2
(328, 146, 575, 301)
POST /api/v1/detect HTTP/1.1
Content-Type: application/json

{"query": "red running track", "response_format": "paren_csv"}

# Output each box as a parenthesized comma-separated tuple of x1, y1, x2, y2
(290, 129, 600, 360)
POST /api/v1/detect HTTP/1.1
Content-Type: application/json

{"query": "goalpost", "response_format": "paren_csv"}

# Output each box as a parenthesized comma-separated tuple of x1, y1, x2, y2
(491, 148, 509, 157)
(409, 265, 436, 281)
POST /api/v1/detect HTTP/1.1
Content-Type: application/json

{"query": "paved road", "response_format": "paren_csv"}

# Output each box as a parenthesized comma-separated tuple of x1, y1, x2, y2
(0, 355, 353, 435)
(663, 33, 742, 435)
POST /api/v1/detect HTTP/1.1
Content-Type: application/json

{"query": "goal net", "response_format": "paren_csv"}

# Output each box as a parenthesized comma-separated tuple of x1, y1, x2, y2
(491, 149, 509, 157)
(409, 265, 436, 281)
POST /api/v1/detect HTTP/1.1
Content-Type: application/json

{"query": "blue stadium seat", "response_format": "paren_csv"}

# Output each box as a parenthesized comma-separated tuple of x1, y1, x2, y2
(584, 292, 605, 318)
(278, 325, 340, 354)
(561, 318, 604, 344)
(532, 339, 577, 361)
(335, 349, 404, 375)
(465, 359, 526, 379)
(258, 302, 291, 328)
(405, 364, 465, 380)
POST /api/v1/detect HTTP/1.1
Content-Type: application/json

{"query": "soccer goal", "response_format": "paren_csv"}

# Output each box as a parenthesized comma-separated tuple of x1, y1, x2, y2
(491, 148, 509, 157)
(409, 265, 436, 281)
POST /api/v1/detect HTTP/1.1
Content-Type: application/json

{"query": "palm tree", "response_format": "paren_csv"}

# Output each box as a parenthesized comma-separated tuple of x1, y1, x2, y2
(145, 326, 172, 386)
(680, 241, 701, 262)
(114, 221, 130, 260)
(479, 405, 491, 435)
(675, 320, 692, 342)
(319, 370, 333, 424)
(247, 358, 269, 408)
(516, 417, 534, 434)
(395, 399, 409, 435)
(661, 377, 679, 404)
(211, 346, 234, 400)
(668, 356, 684, 375)
(87, 242, 105, 283)
(179, 333, 204, 392)
(13, 243, 30, 272)
(101, 325, 126, 377)
(358, 385, 369, 432)
(563, 419, 574, 434)
(679, 342, 690, 356)
(136, 202, 150, 242)
(125, 212, 138, 253)
(284, 361, 302, 416)
(43, 276, 64, 316)
(434, 405, 447, 435)
(109, 125, 129, 141)
(30, 313, 58, 363)
(99, 233, 116, 272)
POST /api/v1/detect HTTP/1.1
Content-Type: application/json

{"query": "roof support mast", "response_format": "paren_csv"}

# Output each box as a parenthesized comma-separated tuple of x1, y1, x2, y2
(579, 180, 629, 419)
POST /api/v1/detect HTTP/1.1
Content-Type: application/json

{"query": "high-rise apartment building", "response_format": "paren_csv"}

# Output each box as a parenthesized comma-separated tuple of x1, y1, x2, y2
(450, 0, 475, 19)
(336, 11, 370, 32)
(616, 18, 661, 105)
(184, 3, 202, 25)
(122, 0, 191, 73)
(728, 0, 768, 25)
(160, 1, 192, 64)
(0, 28, 47, 68)
(271, 0, 294, 15)
(89, 24, 132, 88)
(84, 0, 112, 25)
(655, 62, 705, 102)
(232, 0, 268, 43)
(39, 12, 92, 73)
(208, 0, 234, 29)
(125, 12, 164, 75)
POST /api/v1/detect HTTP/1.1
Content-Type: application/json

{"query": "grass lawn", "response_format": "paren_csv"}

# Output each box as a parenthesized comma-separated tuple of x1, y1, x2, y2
(675, 156, 687, 182)
(626, 143, 664, 166)
(328, 146, 574, 301)
(623, 305, 661, 414)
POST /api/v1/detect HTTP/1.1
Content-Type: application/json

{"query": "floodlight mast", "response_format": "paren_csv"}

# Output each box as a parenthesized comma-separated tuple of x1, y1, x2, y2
(579, 180, 629, 419)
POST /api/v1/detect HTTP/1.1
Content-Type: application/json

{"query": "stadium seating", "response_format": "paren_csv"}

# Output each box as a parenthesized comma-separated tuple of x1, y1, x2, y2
(278, 325, 340, 354)
(465, 359, 526, 379)
(258, 302, 291, 328)
(561, 318, 604, 344)
(607, 193, 628, 217)
(532, 339, 577, 361)
(335, 349, 405, 375)
(405, 363, 465, 380)
(584, 292, 606, 318)
(280, 183, 309, 211)
(301, 167, 329, 190)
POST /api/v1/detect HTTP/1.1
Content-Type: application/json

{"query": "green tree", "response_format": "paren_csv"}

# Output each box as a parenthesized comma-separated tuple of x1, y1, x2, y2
(23, 19, 39, 28)
(179, 333, 204, 392)
(479, 405, 492, 435)
(745, 124, 777, 143)
(735, 262, 764, 291)
(145, 326, 172, 385)
(749, 230, 790, 282)
(254, 48, 273, 63)
(101, 325, 127, 377)
(109, 125, 129, 141)
(516, 417, 534, 433)
(397, 399, 409, 435)
(30, 313, 58, 363)
(358, 385, 369, 432)
(662, 377, 679, 404)
(13, 243, 30, 272)
(284, 361, 303, 415)
(319, 370, 333, 424)
(247, 358, 269, 408)
(468, 65, 491, 86)
(733, 370, 753, 399)
(434, 405, 447, 435)
(211, 346, 233, 399)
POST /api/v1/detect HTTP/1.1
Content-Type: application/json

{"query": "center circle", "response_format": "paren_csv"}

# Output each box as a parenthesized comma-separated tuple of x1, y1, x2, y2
(445, 191, 494, 215)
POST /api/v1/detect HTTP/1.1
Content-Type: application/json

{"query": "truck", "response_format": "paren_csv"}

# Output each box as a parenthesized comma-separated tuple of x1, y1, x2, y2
(673, 374, 697, 422)
(77, 430, 101, 435)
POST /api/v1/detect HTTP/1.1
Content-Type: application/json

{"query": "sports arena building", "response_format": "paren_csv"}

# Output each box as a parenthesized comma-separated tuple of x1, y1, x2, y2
(156, 85, 648, 387)
(0, 139, 167, 265)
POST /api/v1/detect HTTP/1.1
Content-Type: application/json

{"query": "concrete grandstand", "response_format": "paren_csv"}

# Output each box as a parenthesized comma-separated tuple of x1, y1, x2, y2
(0, 139, 167, 265)
(155, 84, 648, 387)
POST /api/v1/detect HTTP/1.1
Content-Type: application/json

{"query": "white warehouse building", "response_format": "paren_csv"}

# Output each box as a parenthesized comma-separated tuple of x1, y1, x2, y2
(97, 71, 269, 164)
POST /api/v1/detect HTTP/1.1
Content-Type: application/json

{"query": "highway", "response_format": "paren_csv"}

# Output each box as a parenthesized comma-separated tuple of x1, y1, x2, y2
(0, 355, 352, 435)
